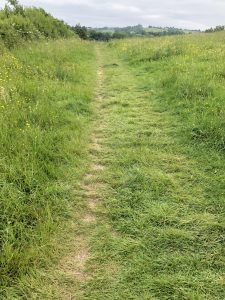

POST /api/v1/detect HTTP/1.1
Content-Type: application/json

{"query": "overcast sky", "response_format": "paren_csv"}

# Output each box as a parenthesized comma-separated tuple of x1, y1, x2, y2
(0, 0, 224, 30)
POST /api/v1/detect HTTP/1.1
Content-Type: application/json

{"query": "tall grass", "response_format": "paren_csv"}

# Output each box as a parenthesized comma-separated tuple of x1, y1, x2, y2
(0, 38, 96, 293)
(111, 32, 225, 150)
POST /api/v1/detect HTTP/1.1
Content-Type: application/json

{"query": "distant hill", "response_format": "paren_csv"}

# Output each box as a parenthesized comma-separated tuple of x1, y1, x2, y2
(72, 24, 201, 41)
(91, 25, 201, 38)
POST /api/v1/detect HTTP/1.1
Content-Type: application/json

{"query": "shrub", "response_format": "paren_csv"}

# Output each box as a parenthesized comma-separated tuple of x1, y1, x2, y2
(0, 1, 74, 48)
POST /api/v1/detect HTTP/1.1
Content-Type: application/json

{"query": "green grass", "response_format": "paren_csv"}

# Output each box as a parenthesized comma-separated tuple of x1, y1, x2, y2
(0, 38, 96, 297)
(2, 31, 225, 299)
(111, 32, 225, 150)
(80, 37, 225, 299)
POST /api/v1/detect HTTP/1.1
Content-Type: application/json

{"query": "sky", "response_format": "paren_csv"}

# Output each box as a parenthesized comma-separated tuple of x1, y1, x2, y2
(0, 0, 225, 30)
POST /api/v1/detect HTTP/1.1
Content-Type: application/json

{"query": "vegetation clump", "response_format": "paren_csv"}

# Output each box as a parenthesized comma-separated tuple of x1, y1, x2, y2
(205, 25, 225, 33)
(0, 0, 73, 48)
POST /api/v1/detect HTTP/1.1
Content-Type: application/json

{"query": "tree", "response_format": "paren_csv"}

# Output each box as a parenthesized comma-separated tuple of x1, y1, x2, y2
(72, 24, 88, 40)
(215, 25, 225, 32)
(205, 25, 225, 33)
(6, 0, 24, 14)
(112, 31, 126, 39)
(89, 30, 111, 41)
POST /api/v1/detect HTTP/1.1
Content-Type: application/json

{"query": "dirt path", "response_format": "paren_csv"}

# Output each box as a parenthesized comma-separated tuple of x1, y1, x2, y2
(51, 45, 109, 300)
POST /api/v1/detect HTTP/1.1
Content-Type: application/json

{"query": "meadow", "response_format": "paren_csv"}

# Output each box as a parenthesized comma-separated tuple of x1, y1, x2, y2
(82, 32, 225, 299)
(111, 32, 225, 150)
(0, 38, 96, 297)
(1, 6, 225, 298)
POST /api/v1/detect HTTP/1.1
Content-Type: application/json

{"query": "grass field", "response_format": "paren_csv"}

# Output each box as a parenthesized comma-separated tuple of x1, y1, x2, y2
(0, 38, 96, 298)
(112, 32, 225, 150)
(78, 35, 225, 299)
(1, 31, 225, 299)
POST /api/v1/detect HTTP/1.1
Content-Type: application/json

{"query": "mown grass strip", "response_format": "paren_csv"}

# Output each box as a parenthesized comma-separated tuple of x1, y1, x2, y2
(82, 43, 225, 300)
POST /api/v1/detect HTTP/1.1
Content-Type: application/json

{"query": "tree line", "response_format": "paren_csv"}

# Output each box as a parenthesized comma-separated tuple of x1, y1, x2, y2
(205, 25, 225, 33)
(72, 24, 185, 41)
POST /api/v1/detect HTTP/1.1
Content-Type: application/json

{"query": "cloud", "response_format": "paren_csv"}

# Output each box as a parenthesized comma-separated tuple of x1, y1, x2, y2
(111, 4, 141, 13)
(0, 0, 224, 29)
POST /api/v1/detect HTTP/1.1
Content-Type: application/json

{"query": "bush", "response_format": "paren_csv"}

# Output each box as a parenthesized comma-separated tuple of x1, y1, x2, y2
(89, 30, 111, 41)
(72, 24, 88, 40)
(0, 1, 74, 48)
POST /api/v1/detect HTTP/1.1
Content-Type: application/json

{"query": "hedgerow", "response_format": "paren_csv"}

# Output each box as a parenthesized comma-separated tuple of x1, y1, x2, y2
(0, 0, 74, 48)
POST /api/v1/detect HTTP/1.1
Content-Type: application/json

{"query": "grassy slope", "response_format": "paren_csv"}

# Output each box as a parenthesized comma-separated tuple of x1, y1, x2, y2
(114, 33, 225, 150)
(0, 38, 96, 297)
(81, 40, 225, 299)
